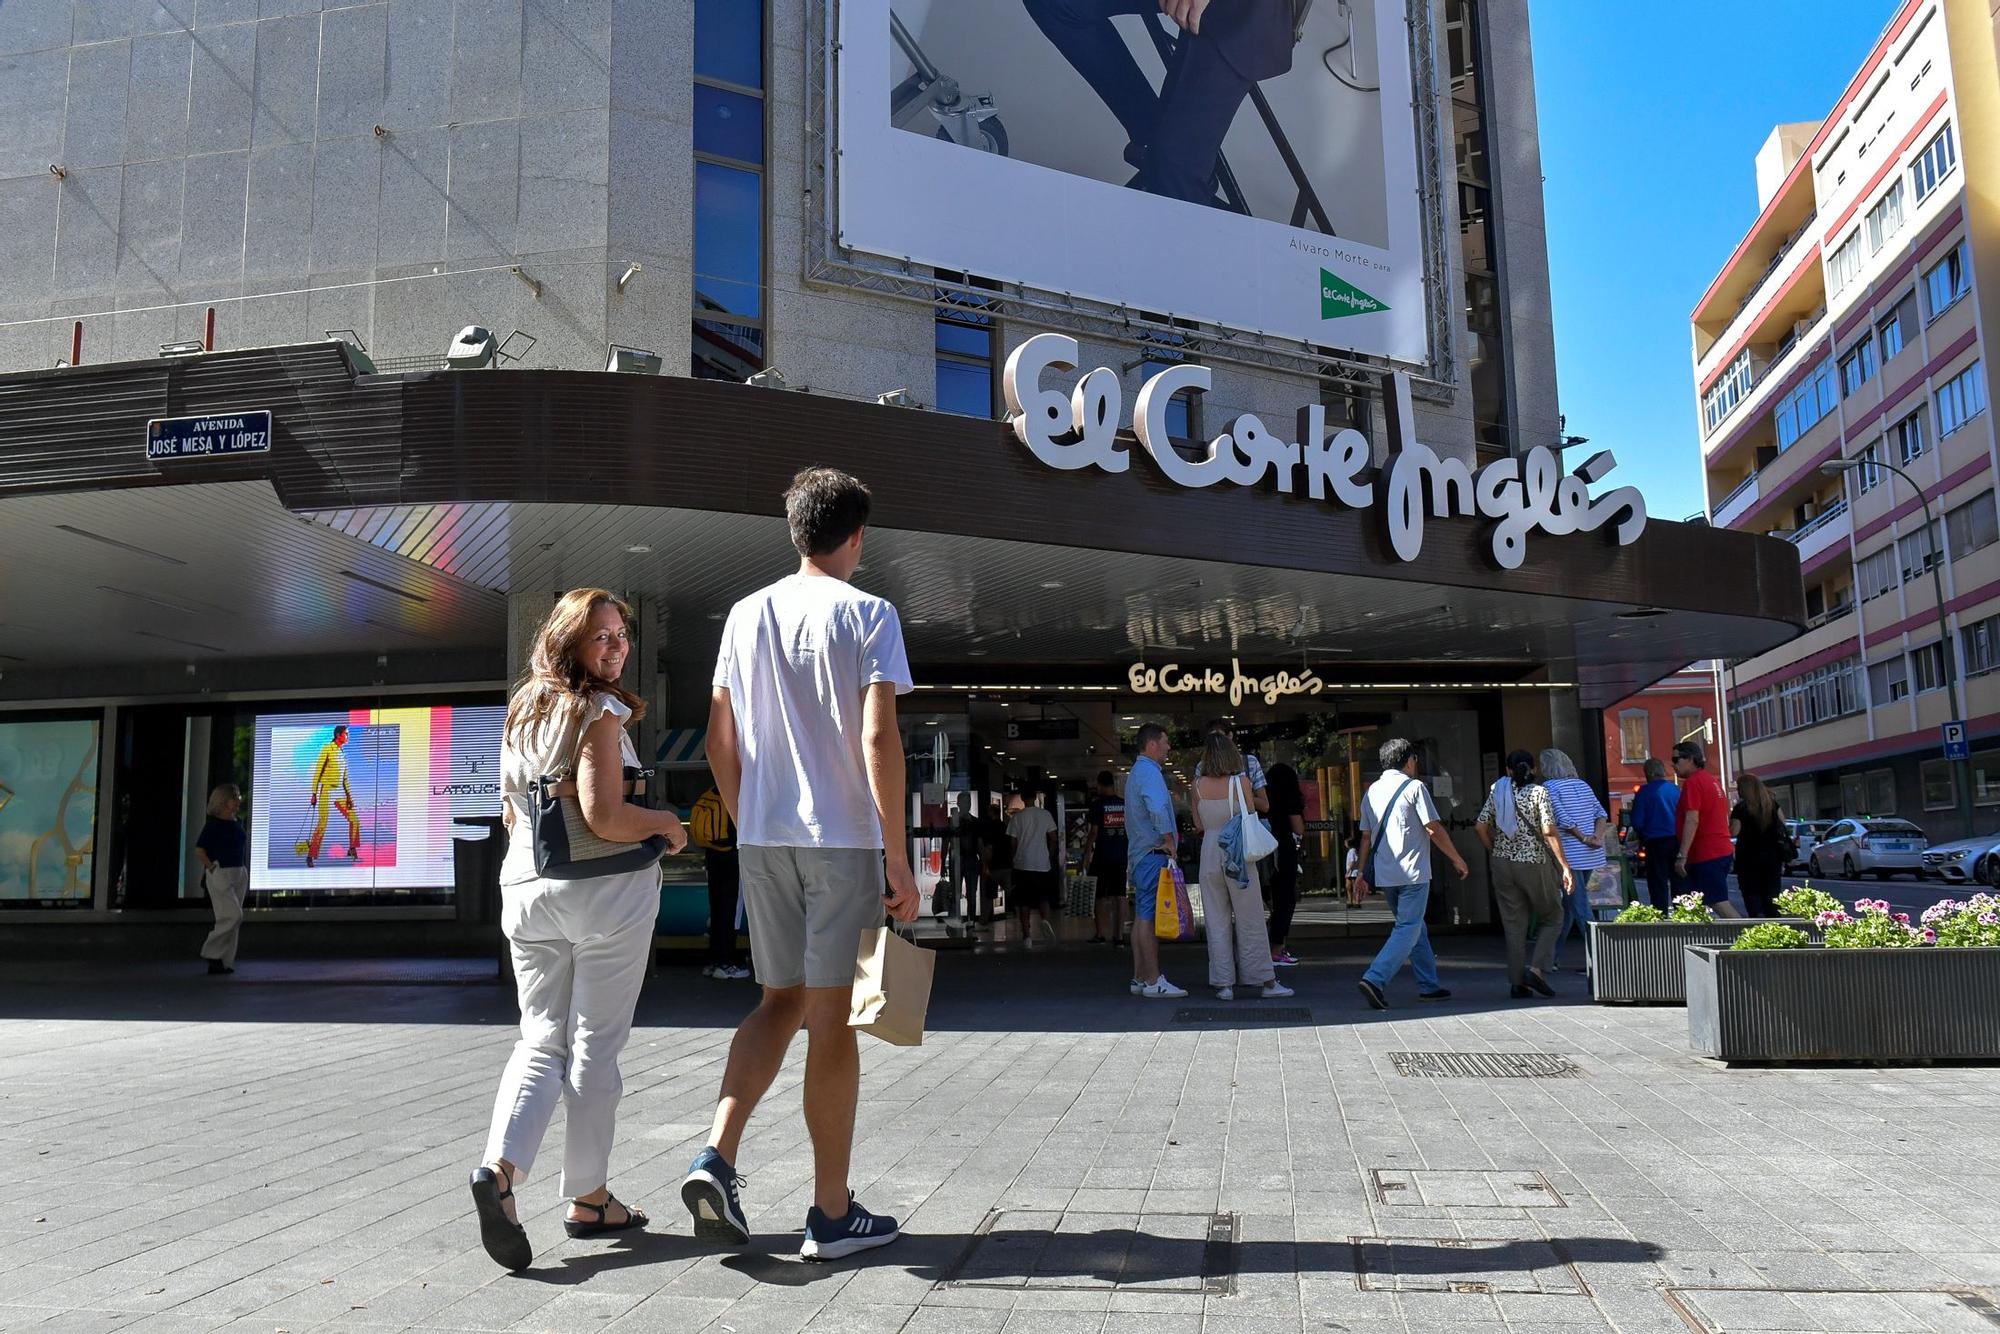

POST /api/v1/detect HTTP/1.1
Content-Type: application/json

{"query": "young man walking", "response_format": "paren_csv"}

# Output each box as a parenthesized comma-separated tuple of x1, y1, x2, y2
(1672, 740, 1740, 918)
(1351, 738, 1469, 1009)
(1124, 724, 1188, 998)
(684, 467, 920, 1262)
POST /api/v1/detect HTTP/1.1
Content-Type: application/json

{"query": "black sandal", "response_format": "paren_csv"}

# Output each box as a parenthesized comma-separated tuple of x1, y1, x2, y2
(565, 1193, 649, 1238)
(470, 1164, 532, 1271)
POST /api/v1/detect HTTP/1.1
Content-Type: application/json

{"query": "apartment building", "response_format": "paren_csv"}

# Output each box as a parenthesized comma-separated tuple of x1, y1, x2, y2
(1694, 0, 2000, 838)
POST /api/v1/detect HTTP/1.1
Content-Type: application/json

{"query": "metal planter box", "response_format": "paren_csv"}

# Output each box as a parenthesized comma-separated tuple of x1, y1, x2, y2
(1587, 920, 1812, 1005)
(1685, 946, 2000, 1062)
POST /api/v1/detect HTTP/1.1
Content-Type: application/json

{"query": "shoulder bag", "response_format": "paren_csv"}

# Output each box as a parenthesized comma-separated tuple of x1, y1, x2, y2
(527, 703, 668, 880)
(1232, 776, 1280, 861)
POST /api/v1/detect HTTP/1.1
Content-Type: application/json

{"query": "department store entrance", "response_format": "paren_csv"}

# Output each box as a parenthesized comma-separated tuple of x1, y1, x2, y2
(898, 675, 1515, 948)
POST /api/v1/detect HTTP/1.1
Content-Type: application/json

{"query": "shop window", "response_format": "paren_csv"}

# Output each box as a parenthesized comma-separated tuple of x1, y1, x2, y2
(1922, 759, 1956, 811)
(1937, 361, 1988, 439)
(1865, 768, 1897, 815)
(0, 715, 100, 908)
(692, 0, 765, 378)
(1947, 492, 1998, 560)
(1618, 711, 1648, 765)
(1924, 240, 1969, 321)
(1974, 750, 2000, 806)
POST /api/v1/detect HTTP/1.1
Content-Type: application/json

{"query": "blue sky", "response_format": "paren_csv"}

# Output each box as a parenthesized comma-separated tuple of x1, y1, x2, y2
(1533, 0, 1899, 521)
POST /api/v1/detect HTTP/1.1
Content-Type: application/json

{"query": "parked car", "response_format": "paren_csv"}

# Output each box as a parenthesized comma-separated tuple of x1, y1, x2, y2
(1784, 819, 1833, 873)
(1920, 834, 2000, 884)
(1808, 818, 1929, 879)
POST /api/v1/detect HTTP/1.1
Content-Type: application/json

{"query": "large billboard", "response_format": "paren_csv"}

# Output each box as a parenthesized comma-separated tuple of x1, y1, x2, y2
(0, 718, 98, 904)
(838, 0, 1427, 363)
(249, 705, 503, 892)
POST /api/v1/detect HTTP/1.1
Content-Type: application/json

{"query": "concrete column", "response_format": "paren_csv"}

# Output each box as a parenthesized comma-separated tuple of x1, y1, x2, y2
(505, 590, 556, 696)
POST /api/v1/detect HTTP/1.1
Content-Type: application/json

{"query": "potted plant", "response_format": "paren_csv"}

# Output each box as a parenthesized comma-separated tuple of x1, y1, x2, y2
(1685, 896, 2000, 1062)
(1587, 890, 1815, 1006)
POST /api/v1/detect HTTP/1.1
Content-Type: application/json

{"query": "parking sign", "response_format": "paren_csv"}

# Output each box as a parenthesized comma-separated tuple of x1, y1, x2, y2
(1943, 721, 1969, 760)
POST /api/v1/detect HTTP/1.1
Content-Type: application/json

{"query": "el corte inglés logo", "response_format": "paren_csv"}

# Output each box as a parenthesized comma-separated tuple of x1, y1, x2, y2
(1320, 268, 1387, 319)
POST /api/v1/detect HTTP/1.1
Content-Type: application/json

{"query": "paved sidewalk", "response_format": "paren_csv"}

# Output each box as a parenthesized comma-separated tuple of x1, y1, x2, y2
(2, 939, 1998, 1334)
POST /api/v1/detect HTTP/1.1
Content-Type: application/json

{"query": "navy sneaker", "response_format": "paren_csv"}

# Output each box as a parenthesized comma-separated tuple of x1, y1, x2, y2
(681, 1146, 749, 1244)
(800, 1198, 900, 1262)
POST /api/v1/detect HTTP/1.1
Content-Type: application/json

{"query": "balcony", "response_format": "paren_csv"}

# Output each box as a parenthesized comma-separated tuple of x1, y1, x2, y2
(1788, 499, 1851, 564)
(1727, 209, 1820, 325)
(1711, 472, 1759, 528)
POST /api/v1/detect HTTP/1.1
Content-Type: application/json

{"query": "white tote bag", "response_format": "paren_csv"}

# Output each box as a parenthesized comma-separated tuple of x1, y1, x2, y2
(1232, 777, 1280, 861)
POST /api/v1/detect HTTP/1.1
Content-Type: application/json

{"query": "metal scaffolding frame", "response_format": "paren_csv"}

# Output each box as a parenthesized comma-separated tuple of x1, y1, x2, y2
(801, 0, 1460, 405)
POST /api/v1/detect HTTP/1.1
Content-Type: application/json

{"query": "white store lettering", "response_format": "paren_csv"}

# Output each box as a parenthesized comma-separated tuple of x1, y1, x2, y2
(1003, 333, 1646, 569)
(1128, 659, 1326, 708)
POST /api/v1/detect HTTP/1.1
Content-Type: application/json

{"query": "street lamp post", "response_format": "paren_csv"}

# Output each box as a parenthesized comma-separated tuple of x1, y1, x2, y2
(1819, 458, 1974, 835)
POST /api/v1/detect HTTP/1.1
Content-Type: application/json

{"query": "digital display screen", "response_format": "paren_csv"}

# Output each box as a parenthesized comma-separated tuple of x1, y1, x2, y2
(0, 718, 99, 903)
(249, 705, 504, 891)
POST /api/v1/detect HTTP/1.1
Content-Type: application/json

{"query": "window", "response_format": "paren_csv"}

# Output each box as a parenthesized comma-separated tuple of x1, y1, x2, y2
(692, 0, 766, 380)
(1923, 759, 1956, 811)
(1937, 360, 1988, 438)
(1866, 768, 1897, 815)
(1702, 350, 1754, 434)
(1924, 241, 1969, 321)
(1962, 612, 2000, 678)
(1138, 330, 1199, 441)
(1911, 122, 1957, 202)
(1840, 336, 1877, 397)
(1888, 408, 1926, 465)
(1877, 293, 1915, 361)
(934, 295, 995, 418)
(1947, 492, 1999, 559)
(1899, 521, 1942, 582)
(1975, 750, 2000, 806)
(1777, 656, 1865, 732)
(1826, 229, 1864, 297)
(1853, 442, 1884, 493)
(1865, 178, 1905, 253)
(1870, 655, 1910, 705)
(1733, 687, 1777, 744)
(1776, 360, 1838, 450)
(1911, 641, 1951, 694)
(1618, 711, 1649, 765)
(1671, 707, 1705, 747)
(1857, 544, 1900, 601)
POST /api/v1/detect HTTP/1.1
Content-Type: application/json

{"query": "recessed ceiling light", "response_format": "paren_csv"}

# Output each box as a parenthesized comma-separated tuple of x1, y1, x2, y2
(707, 612, 723, 620)
(54, 524, 186, 565)
(1040, 580, 1065, 589)
(968, 649, 988, 656)
(624, 544, 651, 554)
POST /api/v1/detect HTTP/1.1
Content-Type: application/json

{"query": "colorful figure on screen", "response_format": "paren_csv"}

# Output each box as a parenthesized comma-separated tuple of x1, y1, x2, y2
(303, 725, 361, 867)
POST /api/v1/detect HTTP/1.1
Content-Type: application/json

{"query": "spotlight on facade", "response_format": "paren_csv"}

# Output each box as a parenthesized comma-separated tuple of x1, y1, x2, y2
(158, 340, 205, 357)
(746, 368, 790, 391)
(446, 326, 497, 369)
(876, 388, 917, 407)
(606, 344, 662, 374)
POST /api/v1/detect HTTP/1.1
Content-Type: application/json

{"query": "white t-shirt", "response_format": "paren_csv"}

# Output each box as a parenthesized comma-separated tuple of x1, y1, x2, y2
(1008, 805, 1058, 872)
(499, 691, 640, 886)
(713, 572, 913, 848)
(1358, 769, 1443, 888)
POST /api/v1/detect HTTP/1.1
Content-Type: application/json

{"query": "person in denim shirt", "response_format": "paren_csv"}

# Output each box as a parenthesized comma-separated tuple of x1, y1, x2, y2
(1124, 723, 1187, 999)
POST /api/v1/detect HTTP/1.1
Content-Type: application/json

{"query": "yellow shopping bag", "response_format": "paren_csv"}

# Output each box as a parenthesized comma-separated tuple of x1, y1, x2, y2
(1153, 863, 1194, 941)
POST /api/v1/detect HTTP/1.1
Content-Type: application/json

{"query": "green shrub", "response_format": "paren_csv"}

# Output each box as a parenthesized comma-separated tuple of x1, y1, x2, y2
(1774, 883, 1842, 919)
(1730, 923, 1808, 950)
(1668, 892, 1715, 924)
(1614, 901, 1664, 924)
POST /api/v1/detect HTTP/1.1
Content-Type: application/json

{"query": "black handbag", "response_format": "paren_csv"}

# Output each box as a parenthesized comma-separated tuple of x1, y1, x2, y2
(527, 710, 667, 880)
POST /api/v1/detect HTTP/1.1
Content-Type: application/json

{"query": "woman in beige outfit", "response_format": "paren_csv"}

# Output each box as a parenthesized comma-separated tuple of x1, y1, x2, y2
(1190, 732, 1294, 1001)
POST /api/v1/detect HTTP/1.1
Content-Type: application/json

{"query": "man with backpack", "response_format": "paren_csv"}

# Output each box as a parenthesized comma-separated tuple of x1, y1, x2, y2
(1350, 738, 1468, 1009)
(691, 786, 749, 980)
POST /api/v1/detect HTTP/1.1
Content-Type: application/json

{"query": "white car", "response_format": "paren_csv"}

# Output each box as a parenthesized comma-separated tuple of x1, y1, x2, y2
(1785, 819, 1833, 873)
(1807, 818, 1929, 880)
(1919, 834, 2000, 885)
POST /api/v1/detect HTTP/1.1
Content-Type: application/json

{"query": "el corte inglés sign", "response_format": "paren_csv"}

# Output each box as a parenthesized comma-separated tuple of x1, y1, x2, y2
(1002, 334, 1646, 570)
(1129, 658, 1324, 707)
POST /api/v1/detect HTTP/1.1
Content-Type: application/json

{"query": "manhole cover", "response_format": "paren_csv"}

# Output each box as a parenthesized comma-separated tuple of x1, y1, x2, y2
(1372, 1168, 1567, 1208)
(1172, 1006, 1313, 1024)
(1351, 1235, 1587, 1295)
(938, 1210, 1237, 1296)
(1389, 1051, 1579, 1078)
(1664, 1286, 2000, 1331)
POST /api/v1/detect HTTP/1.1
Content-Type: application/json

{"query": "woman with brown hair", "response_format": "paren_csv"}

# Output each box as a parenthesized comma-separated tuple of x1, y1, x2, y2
(470, 589, 688, 1271)
(1190, 731, 1292, 1000)
(1729, 773, 1787, 918)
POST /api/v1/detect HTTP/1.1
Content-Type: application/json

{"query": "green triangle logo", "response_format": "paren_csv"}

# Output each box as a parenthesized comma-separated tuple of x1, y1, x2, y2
(1320, 268, 1388, 319)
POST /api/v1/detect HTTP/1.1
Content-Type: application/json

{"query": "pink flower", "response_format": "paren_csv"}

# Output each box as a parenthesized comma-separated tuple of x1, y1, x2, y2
(1923, 928, 1938, 942)
(1894, 912, 1911, 924)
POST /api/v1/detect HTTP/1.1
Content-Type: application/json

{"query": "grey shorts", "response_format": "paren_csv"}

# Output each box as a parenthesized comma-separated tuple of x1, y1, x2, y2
(739, 845, 886, 989)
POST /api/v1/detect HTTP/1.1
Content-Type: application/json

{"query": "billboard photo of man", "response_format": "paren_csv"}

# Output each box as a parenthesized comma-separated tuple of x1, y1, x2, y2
(267, 722, 398, 874)
(301, 725, 360, 867)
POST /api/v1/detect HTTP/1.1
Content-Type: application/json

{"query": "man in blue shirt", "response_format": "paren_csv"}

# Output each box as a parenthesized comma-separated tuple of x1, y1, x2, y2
(1124, 724, 1188, 999)
(1629, 757, 1682, 911)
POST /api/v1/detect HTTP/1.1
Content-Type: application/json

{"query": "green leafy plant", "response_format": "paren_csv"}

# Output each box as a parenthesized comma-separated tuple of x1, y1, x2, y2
(1774, 883, 1843, 919)
(1817, 899, 1925, 948)
(1668, 892, 1715, 924)
(1920, 892, 2000, 947)
(1614, 901, 1664, 924)
(1731, 922, 1808, 950)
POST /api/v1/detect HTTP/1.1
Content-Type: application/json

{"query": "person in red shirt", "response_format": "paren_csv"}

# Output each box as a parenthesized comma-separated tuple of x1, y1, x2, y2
(1671, 741, 1742, 917)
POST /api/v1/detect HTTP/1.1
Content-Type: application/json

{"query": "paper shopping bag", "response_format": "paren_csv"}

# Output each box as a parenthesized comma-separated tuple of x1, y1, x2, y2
(1153, 864, 1195, 941)
(850, 926, 936, 1047)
